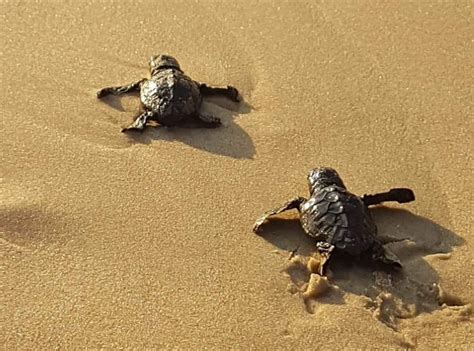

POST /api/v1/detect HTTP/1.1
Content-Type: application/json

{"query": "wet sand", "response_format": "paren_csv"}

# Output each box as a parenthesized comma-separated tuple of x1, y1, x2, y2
(1, 1, 472, 349)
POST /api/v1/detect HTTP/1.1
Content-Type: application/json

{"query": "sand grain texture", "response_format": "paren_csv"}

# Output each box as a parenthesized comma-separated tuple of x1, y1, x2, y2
(1, 1, 473, 349)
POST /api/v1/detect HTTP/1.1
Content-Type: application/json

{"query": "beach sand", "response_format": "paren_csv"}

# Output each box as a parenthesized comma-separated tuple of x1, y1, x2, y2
(1, 1, 472, 349)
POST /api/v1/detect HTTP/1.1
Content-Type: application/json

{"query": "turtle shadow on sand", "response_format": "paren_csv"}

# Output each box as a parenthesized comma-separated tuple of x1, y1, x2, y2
(102, 93, 255, 159)
(100, 91, 139, 112)
(256, 207, 467, 329)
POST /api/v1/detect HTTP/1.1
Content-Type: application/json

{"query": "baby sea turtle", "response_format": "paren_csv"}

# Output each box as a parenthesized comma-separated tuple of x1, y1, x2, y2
(97, 55, 240, 132)
(253, 167, 415, 275)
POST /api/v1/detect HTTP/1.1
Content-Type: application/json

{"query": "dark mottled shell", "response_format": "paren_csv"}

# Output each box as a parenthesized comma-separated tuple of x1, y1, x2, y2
(299, 186, 376, 255)
(140, 69, 202, 126)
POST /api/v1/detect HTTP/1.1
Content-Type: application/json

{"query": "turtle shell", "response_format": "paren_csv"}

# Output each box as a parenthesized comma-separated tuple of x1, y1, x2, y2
(140, 69, 202, 126)
(299, 186, 376, 255)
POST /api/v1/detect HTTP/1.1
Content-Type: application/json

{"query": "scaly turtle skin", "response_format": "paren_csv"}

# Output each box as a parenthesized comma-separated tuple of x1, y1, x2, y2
(97, 55, 240, 132)
(253, 167, 415, 275)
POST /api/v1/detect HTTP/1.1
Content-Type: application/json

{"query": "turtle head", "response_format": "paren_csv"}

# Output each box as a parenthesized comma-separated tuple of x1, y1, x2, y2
(149, 54, 182, 75)
(307, 167, 346, 194)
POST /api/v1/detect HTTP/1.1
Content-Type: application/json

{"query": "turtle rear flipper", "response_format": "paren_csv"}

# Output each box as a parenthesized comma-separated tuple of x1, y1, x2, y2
(371, 241, 402, 269)
(122, 111, 152, 132)
(316, 242, 335, 275)
(196, 114, 222, 128)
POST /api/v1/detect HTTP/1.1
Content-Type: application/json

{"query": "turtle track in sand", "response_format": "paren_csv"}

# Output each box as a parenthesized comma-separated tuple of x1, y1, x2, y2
(257, 208, 470, 332)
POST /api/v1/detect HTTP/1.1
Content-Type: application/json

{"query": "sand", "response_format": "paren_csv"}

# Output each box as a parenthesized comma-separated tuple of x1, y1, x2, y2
(1, 1, 472, 349)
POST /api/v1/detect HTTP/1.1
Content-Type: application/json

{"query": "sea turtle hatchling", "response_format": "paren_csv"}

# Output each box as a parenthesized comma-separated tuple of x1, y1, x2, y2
(97, 55, 240, 132)
(253, 167, 415, 275)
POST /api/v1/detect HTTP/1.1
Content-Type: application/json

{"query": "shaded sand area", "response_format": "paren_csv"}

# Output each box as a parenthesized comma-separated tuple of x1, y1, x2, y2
(1, 1, 472, 349)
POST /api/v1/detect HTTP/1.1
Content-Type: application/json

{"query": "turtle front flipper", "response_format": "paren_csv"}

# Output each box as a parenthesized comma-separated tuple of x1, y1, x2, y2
(122, 111, 153, 132)
(370, 240, 402, 269)
(253, 197, 306, 233)
(198, 83, 241, 102)
(362, 188, 415, 207)
(97, 78, 147, 98)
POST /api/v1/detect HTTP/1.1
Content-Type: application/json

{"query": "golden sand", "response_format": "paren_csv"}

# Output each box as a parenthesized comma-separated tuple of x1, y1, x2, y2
(1, 1, 472, 349)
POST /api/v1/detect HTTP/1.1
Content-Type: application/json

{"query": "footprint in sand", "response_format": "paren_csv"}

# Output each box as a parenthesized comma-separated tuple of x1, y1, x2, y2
(0, 181, 80, 250)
